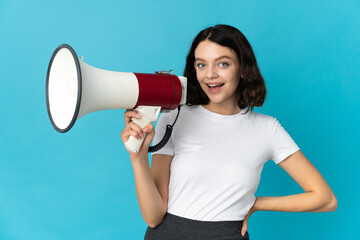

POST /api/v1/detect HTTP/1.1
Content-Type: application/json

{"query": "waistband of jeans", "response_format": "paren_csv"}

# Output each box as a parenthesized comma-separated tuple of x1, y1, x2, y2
(164, 212, 244, 227)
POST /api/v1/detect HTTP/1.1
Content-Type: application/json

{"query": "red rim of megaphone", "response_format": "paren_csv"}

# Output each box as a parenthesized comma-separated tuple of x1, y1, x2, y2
(46, 44, 82, 133)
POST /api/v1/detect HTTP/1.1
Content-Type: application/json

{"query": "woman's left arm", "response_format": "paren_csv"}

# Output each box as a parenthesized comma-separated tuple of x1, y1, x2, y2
(255, 150, 337, 212)
(241, 150, 337, 236)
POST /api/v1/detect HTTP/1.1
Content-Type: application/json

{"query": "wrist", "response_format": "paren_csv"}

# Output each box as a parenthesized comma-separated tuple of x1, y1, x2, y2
(130, 154, 149, 167)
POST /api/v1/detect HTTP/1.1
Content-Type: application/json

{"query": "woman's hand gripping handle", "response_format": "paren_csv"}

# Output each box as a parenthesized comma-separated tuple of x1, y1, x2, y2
(122, 106, 161, 155)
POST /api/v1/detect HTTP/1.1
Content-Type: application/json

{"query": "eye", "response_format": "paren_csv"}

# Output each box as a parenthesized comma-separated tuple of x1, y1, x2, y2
(219, 62, 229, 68)
(196, 63, 205, 68)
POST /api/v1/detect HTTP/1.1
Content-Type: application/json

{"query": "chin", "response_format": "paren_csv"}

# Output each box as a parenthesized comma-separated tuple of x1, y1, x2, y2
(207, 97, 225, 104)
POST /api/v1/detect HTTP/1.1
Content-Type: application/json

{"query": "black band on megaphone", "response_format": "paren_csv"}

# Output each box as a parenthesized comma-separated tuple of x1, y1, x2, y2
(167, 74, 176, 111)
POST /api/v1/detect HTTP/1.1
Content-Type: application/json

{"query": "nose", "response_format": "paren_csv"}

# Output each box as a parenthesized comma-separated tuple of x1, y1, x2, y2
(206, 65, 218, 79)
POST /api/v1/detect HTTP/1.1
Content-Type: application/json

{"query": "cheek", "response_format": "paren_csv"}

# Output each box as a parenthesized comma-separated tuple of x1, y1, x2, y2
(225, 70, 240, 86)
(231, 79, 240, 93)
(196, 72, 207, 87)
(195, 70, 203, 81)
(233, 76, 240, 88)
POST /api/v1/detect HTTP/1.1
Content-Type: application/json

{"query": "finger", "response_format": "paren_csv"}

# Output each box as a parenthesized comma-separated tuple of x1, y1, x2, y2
(124, 111, 140, 125)
(128, 122, 144, 138)
(121, 122, 142, 139)
(124, 110, 141, 125)
(139, 124, 155, 151)
(142, 123, 154, 134)
(121, 129, 143, 142)
(241, 217, 248, 237)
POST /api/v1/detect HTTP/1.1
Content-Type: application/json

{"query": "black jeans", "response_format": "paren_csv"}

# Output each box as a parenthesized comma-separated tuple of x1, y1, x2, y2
(144, 212, 250, 240)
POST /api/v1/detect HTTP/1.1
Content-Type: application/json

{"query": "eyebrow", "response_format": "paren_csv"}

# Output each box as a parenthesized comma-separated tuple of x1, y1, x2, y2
(195, 56, 233, 62)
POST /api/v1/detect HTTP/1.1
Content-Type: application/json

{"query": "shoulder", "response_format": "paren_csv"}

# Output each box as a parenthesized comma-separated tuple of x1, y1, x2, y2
(248, 110, 276, 124)
(246, 111, 282, 133)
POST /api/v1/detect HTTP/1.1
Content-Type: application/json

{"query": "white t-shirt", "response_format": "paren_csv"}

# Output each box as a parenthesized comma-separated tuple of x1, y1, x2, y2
(152, 105, 299, 221)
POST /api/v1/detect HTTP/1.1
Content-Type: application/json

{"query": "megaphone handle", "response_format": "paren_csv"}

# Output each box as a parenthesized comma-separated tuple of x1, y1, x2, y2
(124, 106, 161, 153)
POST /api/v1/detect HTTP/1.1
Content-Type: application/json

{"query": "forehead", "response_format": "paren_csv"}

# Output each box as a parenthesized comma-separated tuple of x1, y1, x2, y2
(194, 40, 237, 60)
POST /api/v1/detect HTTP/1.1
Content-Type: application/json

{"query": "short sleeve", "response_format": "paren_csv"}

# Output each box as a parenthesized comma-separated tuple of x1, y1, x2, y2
(151, 112, 175, 156)
(270, 118, 300, 164)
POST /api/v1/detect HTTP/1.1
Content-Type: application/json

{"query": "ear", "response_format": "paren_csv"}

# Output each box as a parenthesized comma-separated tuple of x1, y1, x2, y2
(238, 67, 244, 78)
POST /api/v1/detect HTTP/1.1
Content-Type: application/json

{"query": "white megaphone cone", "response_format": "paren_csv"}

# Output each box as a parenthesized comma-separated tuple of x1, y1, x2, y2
(46, 44, 187, 153)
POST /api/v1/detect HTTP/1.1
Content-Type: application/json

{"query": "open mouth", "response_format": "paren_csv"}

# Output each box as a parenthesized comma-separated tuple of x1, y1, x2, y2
(206, 83, 225, 88)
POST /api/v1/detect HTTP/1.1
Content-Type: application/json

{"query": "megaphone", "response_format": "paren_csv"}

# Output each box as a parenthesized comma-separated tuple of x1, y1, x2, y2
(46, 44, 187, 152)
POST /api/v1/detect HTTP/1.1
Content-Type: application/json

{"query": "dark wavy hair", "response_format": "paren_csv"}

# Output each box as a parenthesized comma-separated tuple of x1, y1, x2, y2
(184, 24, 266, 113)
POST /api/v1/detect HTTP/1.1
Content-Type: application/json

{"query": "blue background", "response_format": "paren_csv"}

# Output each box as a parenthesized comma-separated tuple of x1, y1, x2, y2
(0, 0, 358, 239)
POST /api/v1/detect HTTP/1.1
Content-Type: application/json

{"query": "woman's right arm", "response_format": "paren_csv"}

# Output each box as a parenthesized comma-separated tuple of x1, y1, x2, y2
(120, 110, 173, 228)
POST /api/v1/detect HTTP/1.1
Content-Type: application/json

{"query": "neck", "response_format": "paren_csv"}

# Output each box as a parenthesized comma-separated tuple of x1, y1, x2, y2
(202, 102, 242, 115)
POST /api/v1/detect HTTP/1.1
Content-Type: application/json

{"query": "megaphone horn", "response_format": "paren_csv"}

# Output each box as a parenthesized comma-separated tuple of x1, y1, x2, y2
(46, 44, 187, 152)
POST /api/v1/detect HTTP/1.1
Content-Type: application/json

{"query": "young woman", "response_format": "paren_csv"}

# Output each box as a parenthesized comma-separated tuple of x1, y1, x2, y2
(121, 24, 337, 240)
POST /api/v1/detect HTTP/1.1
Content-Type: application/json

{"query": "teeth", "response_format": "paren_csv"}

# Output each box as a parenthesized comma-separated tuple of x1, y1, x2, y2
(207, 83, 224, 88)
